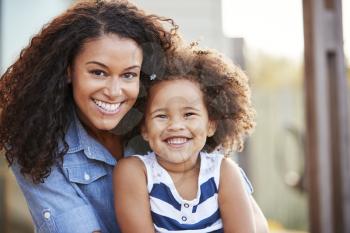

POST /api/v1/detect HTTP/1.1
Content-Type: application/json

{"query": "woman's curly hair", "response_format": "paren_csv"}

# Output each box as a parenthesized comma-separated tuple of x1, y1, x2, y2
(139, 45, 256, 155)
(0, 0, 179, 183)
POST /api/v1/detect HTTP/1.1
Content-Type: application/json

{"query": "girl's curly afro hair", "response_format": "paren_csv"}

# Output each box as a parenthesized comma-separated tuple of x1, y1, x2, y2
(139, 45, 256, 155)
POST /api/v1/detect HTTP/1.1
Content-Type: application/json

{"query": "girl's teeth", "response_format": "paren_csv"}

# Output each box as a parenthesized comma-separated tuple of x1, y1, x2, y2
(94, 99, 121, 112)
(167, 137, 188, 144)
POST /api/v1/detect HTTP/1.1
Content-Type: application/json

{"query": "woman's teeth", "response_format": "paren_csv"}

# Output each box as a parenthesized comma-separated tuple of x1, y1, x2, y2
(93, 99, 121, 112)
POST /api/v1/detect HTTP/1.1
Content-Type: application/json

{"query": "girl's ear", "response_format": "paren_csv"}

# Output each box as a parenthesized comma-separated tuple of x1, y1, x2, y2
(207, 120, 217, 137)
(67, 67, 72, 83)
(141, 125, 149, 141)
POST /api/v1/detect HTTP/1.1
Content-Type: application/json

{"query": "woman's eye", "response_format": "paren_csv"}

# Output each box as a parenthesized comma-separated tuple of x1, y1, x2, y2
(122, 72, 138, 80)
(90, 70, 107, 78)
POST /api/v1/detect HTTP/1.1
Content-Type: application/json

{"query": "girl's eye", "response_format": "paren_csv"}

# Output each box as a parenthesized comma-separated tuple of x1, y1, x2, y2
(122, 72, 138, 80)
(155, 114, 167, 119)
(184, 112, 196, 118)
(90, 70, 107, 78)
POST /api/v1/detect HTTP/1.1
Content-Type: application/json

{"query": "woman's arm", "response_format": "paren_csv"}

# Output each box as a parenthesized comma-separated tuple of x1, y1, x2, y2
(113, 157, 155, 233)
(11, 162, 101, 233)
(251, 196, 269, 233)
(218, 158, 256, 233)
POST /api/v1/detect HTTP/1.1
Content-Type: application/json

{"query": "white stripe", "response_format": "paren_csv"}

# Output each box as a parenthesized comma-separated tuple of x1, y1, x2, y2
(150, 196, 181, 220)
(191, 194, 219, 222)
(154, 219, 222, 233)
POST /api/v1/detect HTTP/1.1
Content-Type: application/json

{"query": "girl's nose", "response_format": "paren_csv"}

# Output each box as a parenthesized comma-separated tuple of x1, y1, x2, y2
(167, 117, 185, 131)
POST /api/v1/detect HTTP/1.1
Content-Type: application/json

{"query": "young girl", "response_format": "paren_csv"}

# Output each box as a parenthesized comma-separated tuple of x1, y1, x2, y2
(113, 47, 257, 233)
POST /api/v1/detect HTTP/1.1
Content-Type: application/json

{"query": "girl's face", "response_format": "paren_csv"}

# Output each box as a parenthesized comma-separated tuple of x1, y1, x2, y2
(142, 79, 216, 171)
(70, 34, 143, 134)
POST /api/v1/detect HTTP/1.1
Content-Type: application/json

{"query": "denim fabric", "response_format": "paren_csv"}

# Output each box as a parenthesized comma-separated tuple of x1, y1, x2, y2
(11, 111, 253, 233)
(11, 112, 120, 233)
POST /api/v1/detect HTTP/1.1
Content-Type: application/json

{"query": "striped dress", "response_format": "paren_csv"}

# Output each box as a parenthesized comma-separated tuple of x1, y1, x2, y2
(134, 151, 225, 233)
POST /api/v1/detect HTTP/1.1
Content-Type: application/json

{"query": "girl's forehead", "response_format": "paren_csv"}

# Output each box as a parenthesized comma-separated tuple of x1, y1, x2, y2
(148, 79, 205, 107)
(150, 79, 201, 95)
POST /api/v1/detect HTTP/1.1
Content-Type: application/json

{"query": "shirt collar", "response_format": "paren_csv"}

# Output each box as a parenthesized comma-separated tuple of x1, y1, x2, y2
(65, 109, 116, 166)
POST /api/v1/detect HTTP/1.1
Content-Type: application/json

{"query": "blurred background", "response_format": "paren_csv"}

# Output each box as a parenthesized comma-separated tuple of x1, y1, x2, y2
(0, 0, 349, 233)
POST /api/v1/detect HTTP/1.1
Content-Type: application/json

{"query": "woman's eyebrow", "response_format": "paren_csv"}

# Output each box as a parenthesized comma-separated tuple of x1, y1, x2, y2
(124, 65, 141, 71)
(85, 61, 140, 71)
(85, 61, 108, 68)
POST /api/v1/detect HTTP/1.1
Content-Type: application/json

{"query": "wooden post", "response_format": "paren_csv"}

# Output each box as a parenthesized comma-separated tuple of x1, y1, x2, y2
(302, 0, 350, 232)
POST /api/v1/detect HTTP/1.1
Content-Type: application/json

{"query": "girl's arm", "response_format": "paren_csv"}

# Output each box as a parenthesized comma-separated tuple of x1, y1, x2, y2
(219, 158, 256, 233)
(113, 157, 155, 233)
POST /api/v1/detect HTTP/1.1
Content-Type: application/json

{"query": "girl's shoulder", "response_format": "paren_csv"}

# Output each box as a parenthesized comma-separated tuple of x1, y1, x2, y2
(200, 151, 225, 170)
(114, 155, 147, 177)
(201, 151, 225, 160)
(220, 157, 240, 175)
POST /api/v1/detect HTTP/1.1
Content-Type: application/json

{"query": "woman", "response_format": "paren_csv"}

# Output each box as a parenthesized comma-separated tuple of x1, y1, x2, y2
(0, 1, 268, 233)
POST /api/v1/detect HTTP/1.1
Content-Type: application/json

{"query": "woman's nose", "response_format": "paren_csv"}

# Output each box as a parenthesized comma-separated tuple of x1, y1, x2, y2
(104, 77, 122, 97)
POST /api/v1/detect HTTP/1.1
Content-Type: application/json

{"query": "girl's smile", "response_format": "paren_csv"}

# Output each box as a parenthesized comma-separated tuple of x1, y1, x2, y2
(142, 79, 216, 172)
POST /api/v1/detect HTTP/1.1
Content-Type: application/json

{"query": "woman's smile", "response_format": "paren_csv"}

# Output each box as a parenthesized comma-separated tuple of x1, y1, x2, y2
(70, 34, 143, 133)
(92, 98, 123, 114)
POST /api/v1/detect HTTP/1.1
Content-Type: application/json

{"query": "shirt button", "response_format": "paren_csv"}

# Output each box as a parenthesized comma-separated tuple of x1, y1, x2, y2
(84, 172, 90, 181)
(182, 216, 187, 221)
(184, 203, 189, 208)
(43, 211, 51, 219)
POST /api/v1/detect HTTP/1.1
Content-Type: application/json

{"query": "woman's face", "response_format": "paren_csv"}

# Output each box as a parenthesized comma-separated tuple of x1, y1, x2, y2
(70, 34, 143, 133)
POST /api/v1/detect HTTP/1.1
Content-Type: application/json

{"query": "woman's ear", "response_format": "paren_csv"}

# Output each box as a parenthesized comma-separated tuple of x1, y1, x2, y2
(141, 125, 149, 141)
(207, 120, 217, 137)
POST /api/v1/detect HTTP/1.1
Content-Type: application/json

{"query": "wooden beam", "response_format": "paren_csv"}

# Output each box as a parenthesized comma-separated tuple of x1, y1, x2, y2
(302, 0, 350, 232)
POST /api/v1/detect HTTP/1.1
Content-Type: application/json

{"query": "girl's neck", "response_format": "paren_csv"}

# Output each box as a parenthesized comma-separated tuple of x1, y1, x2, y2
(157, 154, 200, 175)
(162, 156, 201, 201)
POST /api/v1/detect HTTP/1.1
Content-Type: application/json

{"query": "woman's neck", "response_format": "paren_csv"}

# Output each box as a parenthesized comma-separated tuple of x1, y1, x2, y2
(83, 123, 124, 160)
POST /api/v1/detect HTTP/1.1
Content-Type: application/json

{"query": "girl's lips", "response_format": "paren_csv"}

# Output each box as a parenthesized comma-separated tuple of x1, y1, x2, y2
(166, 137, 188, 145)
(164, 137, 191, 148)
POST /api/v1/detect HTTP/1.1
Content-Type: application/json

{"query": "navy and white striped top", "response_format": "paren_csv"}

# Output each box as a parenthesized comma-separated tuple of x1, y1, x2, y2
(135, 151, 226, 233)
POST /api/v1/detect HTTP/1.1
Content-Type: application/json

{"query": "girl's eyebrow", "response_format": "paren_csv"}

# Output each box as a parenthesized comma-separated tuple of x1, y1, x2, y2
(150, 108, 166, 115)
(183, 106, 201, 112)
(148, 103, 202, 115)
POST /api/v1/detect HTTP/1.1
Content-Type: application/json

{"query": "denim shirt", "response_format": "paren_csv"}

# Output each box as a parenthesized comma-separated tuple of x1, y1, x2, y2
(11, 112, 253, 233)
